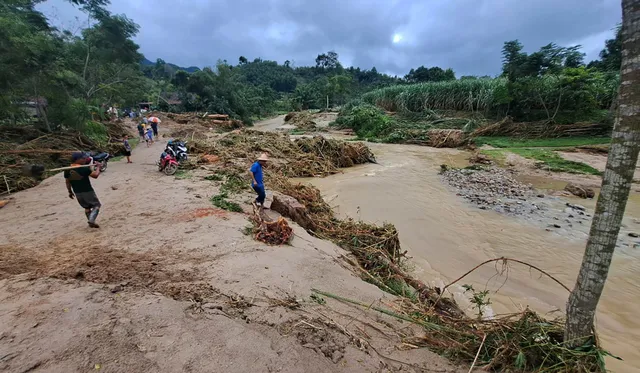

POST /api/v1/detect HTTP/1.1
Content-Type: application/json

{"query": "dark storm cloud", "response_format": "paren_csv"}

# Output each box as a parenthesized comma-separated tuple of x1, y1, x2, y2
(39, 0, 621, 77)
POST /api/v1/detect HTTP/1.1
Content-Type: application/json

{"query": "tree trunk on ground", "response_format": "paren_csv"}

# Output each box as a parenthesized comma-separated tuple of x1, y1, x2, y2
(565, 0, 640, 346)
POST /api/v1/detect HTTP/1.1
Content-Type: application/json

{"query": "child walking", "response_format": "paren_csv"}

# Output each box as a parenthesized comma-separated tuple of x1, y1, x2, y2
(145, 127, 154, 147)
(123, 135, 132, 163)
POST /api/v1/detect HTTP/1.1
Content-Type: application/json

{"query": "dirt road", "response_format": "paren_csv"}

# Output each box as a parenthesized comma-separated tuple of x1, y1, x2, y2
(0, 120, 463, 373)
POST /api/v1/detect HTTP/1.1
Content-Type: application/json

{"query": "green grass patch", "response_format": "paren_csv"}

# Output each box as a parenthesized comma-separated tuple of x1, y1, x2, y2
(129, 137, 140, 149)
(174, 170, 192, 179)
(219, 172, 246, 194)
(487, 148, 601, 175)
(479, 149, 508, 164)
(204, 173, 224, 181)
(475, 136, 610, 148)
(211, 193, 243, 212)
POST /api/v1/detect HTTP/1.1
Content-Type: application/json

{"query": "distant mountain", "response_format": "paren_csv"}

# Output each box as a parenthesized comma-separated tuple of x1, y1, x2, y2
(141, 57, 154, 66)
(171, 64, 200, 73)
(140, 57, 200, 73)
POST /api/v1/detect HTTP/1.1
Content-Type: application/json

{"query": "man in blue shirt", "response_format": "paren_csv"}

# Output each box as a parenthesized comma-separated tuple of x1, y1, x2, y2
(249, 153, 268, 209)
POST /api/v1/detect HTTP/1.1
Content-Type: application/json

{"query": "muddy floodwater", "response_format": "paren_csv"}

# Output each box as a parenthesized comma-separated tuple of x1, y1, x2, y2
(301, 143, 640, 373)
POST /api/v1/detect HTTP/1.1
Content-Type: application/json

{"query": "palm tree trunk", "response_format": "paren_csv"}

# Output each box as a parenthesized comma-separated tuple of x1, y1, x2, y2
(565, 0, 640, 346)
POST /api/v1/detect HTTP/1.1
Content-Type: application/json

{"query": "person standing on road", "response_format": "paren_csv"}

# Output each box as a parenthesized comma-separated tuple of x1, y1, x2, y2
(249, 153, 268, 209)
(123, 134, 132, 163)
(64, 152, 102, 228)
(137, 121, 145, 141)
(148, 115, 161, 138)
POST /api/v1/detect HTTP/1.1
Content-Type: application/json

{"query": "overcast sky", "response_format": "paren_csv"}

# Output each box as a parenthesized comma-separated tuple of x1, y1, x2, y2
(38, 0, 621, 77)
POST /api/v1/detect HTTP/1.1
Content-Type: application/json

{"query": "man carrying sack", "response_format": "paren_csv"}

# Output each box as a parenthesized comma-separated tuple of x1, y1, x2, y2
(249, 153, 268, 209)
(64, 152, 102, 228)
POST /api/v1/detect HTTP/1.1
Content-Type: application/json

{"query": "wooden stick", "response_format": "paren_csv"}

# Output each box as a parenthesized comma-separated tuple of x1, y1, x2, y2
(441, 257, 571, 295)
(3, 175, 9, 195)
(0, 149, 74, 155)
(467, 334, 486, 373)
(47, 164, 94, 172)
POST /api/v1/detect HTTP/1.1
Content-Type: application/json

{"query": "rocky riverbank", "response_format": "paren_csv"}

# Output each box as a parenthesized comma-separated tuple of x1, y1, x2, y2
(441, 165, 640, 248)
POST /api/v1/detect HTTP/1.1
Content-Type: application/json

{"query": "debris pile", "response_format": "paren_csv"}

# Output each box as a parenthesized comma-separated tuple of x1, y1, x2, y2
(426, 129, 467, 148)
(191, 130, 375, 177)
(284, 111, 317, 130)
(164, 112, 243, 131)
(471, 117, 611, 138)
(0, 122, 132, 194)
(250, 213, 293, 245)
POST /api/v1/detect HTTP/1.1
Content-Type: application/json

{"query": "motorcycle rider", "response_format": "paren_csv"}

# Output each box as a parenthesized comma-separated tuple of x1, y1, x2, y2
(64, 152, 102, 228)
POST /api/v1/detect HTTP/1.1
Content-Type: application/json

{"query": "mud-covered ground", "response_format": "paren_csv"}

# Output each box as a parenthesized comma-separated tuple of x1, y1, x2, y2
(0, 118, 464, 373)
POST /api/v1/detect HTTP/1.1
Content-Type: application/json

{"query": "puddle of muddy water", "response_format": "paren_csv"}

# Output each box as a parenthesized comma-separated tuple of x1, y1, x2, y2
(299, 142, 640, 373)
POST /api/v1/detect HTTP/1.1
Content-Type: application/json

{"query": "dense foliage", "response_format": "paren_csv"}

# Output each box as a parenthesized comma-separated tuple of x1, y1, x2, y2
(0, 0, 146, 132)
(358, 37, 620, 125)
(0, 0, 622, 133)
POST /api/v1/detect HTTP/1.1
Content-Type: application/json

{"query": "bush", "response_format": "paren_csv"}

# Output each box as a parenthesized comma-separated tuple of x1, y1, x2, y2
(84, 121, 108, 145)
(333, 103, 394, 138)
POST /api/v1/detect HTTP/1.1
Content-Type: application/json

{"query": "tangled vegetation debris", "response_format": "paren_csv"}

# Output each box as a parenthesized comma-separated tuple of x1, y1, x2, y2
(178, 128, 606, 372)
(249, 213, 293, 245)
(186, 129, 375, 177)
(0, 121, 132, 194)
(284, 111, 317, 130)
(163, 112, 244, 132)
(332, 103, 475, 146)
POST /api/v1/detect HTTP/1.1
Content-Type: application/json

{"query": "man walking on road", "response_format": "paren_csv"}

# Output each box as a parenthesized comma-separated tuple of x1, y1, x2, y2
(249, 153, 268, 209)
(64, 152, 102, 228)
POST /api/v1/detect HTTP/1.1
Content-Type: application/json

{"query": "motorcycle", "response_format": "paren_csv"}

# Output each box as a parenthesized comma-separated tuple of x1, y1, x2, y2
(89, 151, 111, 172)
(166, 140, 188, 163)
(158, 151, 179, 175)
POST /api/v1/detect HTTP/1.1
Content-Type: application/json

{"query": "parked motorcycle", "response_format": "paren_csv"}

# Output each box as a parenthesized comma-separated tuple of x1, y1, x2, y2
(158, 151, 179, 175)
(88, 151, 111, 172)
(166, 140, 188, 162)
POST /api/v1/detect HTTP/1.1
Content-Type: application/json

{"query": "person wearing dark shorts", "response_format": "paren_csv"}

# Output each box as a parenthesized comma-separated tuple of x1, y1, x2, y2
(249, 153, 268, 209)
(123, 135, 132, 163)
(64, 152, 102, 228)
(137, 122, 145, 141)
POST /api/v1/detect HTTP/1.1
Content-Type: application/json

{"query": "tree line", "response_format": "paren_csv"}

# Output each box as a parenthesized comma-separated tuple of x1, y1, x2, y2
(0, 0, 622, 130)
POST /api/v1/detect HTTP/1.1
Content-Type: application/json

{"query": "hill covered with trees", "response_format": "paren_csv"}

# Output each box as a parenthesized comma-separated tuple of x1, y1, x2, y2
(0, 0, 621, 129)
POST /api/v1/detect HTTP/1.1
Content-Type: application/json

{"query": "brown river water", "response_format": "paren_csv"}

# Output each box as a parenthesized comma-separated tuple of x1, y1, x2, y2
(301, 143, 639, 373)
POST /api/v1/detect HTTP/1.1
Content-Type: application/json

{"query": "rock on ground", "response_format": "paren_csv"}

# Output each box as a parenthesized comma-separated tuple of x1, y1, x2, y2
(564, 183, 595, 199)
(441, 166, 538, 215)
